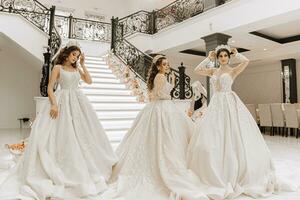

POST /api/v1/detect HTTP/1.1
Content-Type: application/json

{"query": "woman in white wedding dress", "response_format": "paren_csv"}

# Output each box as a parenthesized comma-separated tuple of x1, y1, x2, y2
(0, 42, 117, 200)
(187, 46, 278, 200)
(101, 55, 208, 200)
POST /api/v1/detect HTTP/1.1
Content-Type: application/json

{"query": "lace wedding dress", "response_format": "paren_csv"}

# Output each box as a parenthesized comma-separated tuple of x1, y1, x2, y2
(100, 73, 208, 200)
(0, 66, 118, 200)
(187, 72, 279, 199)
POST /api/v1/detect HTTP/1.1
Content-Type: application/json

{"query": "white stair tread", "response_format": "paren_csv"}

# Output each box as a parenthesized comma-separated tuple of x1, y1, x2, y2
(82, 83, 126, 89)
(85, 56, 104, 61)
(85, 60, 106, 64)
(87, 68, 112, 73)
(106, 130, 127, 142)
(90, 73, 116, 78)
(86, 64, 109, 69)
(96, 111, 140, 119)
(91, 78, 121, 84)
(101, 120, 133, 130)
(82, 89, 132, 96)
(106, 130, 127, 136)
(92, 103, 145, 110)
(88, 95, 136, 102)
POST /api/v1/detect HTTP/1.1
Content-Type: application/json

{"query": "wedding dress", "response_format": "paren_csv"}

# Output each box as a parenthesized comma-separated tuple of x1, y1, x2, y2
(187, 72, 278, 199)
(0, 66, 118, 200)
(100, 73, 208, 200)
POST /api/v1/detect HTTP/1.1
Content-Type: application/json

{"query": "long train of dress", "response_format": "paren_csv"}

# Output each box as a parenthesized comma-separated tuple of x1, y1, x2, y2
(0, 67, 117, 200)
(100, 74, 208, 200)
(187, 73, 298, 200)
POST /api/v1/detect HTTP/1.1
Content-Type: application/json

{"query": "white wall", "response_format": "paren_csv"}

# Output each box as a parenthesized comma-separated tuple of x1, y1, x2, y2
(0, 39, 40, 129)
(233, 62, 283, 104)
(39, 0, 174, 21)
(0, 13, 48, 62)
(39, 0, 130, 21)
(125, 0, 174, 13)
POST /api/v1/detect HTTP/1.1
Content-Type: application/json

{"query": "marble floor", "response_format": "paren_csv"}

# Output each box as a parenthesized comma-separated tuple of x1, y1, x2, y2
(0, 129, 300, 200)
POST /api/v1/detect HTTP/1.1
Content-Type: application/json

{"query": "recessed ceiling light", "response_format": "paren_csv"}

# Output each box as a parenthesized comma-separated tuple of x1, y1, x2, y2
(231, 40, 235, 43)
(263, 48, 267, 51)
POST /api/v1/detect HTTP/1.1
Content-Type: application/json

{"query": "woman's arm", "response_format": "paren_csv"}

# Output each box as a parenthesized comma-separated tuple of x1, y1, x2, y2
(194, 51, 216, 77)
(78, 53, 92, 84)
(231, 48, 250, 78)
(47, 65, 60, 119)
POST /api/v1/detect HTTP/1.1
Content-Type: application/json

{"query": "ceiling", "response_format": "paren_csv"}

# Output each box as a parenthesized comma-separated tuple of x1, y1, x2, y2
(161, 12, 300, 68)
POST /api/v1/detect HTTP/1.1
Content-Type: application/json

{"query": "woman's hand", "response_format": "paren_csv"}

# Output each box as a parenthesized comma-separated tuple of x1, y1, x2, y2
(50, 105, 58, 119)
(208, 51, 216, 60)
(231, 48, 238, 56)
(80, 52, 85, 66)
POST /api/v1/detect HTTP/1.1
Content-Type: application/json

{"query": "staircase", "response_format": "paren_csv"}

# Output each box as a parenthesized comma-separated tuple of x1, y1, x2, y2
(80, 55, 145, 149)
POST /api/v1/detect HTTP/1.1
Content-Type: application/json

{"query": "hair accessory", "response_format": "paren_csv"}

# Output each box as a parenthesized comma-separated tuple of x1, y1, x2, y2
(215, 44, 231, 53)
(152, 55, 165, 64)
(65, 40, 81, 49)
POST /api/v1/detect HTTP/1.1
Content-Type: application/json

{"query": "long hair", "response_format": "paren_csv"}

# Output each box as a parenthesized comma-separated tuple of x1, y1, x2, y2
(55, 46, 81, 68)
(147, 56, 166, 91)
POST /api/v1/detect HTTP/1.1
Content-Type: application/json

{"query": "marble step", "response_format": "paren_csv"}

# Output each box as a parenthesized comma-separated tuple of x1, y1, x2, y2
(101, 120, 133, 130)
(92, 102, 144, 110)
(82, 88, 132, 96)
(82, 83, 126, 90)
(97, 110, 140, 120)
(87, 95, 136, 102)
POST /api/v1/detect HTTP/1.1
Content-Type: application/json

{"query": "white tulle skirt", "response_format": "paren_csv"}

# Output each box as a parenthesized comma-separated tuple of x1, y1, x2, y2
(100, 100, 208, 200)
(0, 89, 117, 200)
(187, 91, 298, 200)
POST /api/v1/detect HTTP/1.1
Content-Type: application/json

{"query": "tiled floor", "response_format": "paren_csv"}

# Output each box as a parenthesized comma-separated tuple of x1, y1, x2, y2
(0, 129, 300, 199)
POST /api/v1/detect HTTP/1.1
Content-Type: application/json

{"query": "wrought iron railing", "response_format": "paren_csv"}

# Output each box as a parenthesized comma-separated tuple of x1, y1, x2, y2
(0, 0, 51, 32)
(118, 10, 153, 37)
(155, 0, 204, 31)
(112, 17, 193, 99)
(115, 0, 208, 36)
(111, 0, 233, 99)
(55, 15, 111, 42)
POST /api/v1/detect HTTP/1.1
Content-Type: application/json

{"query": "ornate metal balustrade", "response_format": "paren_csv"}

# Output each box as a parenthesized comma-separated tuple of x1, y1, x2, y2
(155, 0, 204, 31)
(55, 15, 111, 42)
(114, 0, 232, 36)
(114, 38, 152, 82)
(0, 0, 51, 32)
(112, 17, 193, 99)
(168, 65, 193, 99)
(118, 11, 153, 37)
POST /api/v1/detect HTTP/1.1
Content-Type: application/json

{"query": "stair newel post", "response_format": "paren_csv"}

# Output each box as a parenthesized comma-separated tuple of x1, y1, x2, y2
(40, 48, 51, 97)
(178, 62, 186, 100)
(48, 6, 55, 47)
(40, 5, 55, 97)
(8, 5, 13, 13)
(111, 17, 117, 53)
(149, 10, 157, 34)
(68, 14, 73, 39)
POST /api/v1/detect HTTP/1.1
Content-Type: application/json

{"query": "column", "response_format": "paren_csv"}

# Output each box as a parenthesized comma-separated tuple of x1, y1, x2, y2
(281, 59, 297, 103)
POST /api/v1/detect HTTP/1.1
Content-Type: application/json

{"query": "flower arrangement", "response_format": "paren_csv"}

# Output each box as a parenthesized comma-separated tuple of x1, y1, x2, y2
(107, 52, 148, 103)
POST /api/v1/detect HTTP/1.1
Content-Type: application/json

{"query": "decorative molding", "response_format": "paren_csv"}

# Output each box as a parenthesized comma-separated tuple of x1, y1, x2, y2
(250, 31, 300, 44)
